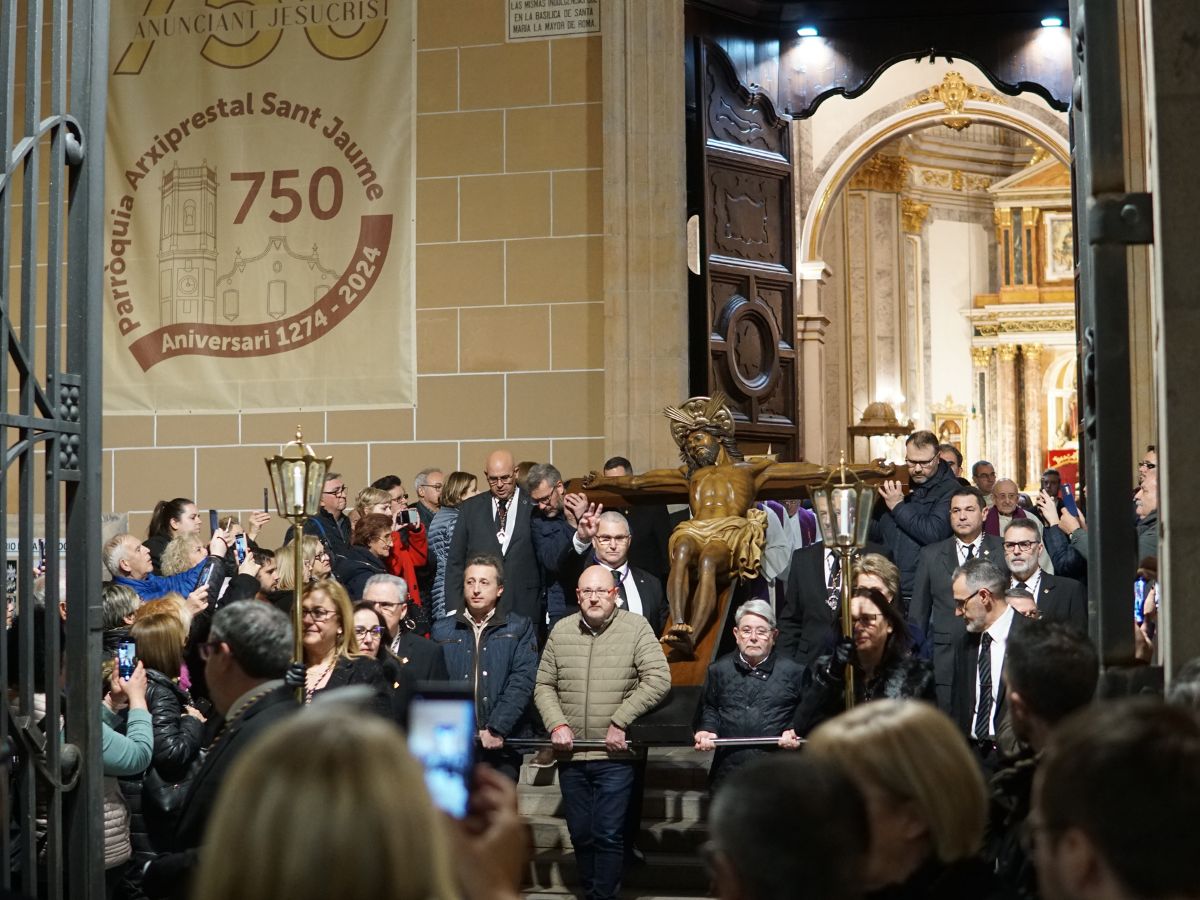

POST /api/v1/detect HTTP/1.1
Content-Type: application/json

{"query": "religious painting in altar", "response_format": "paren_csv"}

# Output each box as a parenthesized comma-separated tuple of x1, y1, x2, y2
(1043, 211, 1074, 282)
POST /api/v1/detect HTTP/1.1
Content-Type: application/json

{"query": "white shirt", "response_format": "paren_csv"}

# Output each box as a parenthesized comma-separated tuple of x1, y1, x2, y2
(491, 487, 520, 554)
(606, 562, 643, 616)
(1010, 569, 1043, 604)
(957, 535, 984, 565)
(974, 604, 1015, 738)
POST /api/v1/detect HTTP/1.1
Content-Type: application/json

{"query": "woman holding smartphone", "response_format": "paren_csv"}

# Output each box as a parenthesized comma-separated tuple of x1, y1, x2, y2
(144, 498, 202, 574)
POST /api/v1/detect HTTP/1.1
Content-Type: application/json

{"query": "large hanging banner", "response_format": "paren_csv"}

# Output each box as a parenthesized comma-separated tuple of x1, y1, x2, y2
(103, 0, 414, 412)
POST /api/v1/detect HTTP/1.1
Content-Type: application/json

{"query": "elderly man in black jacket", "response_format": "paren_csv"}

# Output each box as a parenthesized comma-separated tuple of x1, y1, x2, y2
(142, 601, 298, 899)
(694, 599, 804, 788)
(874, 430, 958, 611)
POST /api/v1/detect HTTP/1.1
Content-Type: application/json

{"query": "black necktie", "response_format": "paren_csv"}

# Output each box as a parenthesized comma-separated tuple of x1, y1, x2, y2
(974, 633, 993, 741)
(1016, 580, 1028, 592)
(828, 553, 841, 590)
(611, 568, 628, 609)
(495, 497, 509, 534)
(963, 543, 975, 562)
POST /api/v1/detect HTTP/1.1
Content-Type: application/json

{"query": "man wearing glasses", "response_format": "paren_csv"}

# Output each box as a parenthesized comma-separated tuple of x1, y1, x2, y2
(444, 450, 540, 624)
(287, 471, 351, 564)
(875, 430, 958, 611)
(1003, 520, 1087, 633)
(536, 564, 671, 900)
(693, 599, 804, 788)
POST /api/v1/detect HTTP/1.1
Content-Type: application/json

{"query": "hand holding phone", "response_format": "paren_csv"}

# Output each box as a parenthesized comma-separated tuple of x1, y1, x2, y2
(408, 687, 476, 818)
(1061, 482, 1080, 517)
(117, 640, 137, 680)
(234, 533, 248, 564)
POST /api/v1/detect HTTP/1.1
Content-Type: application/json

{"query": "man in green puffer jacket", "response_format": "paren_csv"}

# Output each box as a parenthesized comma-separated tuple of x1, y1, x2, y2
(535, 564, 671, 900)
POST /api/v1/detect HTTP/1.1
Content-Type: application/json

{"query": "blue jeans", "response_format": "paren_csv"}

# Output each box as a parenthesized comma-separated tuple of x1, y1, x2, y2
(558, 759, 636, 900)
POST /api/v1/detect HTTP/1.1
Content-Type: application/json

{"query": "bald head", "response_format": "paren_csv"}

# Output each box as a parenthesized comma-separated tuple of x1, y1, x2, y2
(484, 450, 516, 500)
(994, 479, 1020, 515)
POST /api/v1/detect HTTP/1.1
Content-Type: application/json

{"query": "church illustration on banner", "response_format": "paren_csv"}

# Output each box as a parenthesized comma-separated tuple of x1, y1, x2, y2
(156, 161, 338, 327)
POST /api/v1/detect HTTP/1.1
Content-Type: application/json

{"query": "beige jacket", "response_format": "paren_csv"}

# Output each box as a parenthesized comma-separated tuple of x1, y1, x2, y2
(534, 608, 671, 760)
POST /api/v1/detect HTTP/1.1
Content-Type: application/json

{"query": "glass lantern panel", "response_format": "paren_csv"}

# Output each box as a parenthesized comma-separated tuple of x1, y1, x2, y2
(831, 486, 857, 545)
(855, 488, 876, 546)
(811, 488, 834, 545)
(304, 459, 329, 518)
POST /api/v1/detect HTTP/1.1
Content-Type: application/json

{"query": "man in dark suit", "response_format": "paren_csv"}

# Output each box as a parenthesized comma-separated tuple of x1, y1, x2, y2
(578, 510, 667, 637)
(142, 601, 298, 899)
(776, 541, 890, 668)
(909, 485, 1007, 713)
(362, 573, 448, 683)
(527, 462, 591, 631)
(949, 557, 1029, 772)
(444, 449, 541, 624)
(1002, 519, 1087, 633)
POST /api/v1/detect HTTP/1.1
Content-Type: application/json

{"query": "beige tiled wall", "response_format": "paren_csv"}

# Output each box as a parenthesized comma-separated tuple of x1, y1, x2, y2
(102, 0, 606, 549)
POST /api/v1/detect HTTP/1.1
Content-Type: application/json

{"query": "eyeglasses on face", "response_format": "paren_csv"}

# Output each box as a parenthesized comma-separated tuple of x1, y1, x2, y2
(578, 587, 614, 599)
(354, 626, 383, 637)
(953, 589, 982, 609)
(595, 534, 630, 544)
(423, 483, 443, 491)
(905, 455, 937, 468)
(737, 626, 772, 638)
(371, 600, 405, 612)
(486, 473, 514, 484)
(323, 486, 346, 496)
(301, 606, 337, 622)
(852, 613, 882, 628)
(1003, 540, 1037, 552)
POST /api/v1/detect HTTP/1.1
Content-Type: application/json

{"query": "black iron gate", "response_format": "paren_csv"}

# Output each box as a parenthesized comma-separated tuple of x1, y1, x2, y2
(1, 1, 107, 896)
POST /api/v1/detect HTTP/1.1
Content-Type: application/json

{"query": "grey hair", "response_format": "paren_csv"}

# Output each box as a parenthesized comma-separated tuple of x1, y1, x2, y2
(101, 533, 137, 578)
(1167, 658, 1200, 711)
(524, 462, 562, 493)
(952, 557, 1008, 600)
(210, 602, 294, 679)
(414, 467, 441, 490)
(101, 583, 140, 631)
(596, 510, 630, 534)
(734, 599, 776, 629)
(363, 573, 408, 602)
(323, 471, 342, 483)
(1003, 518, 1041, 540)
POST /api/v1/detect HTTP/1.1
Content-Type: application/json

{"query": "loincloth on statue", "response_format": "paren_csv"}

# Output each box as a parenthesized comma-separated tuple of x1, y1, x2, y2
(667, 508, 767, 581)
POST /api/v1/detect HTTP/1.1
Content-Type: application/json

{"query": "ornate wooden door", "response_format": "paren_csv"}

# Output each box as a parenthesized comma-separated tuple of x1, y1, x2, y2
(690, 40, 800, 459)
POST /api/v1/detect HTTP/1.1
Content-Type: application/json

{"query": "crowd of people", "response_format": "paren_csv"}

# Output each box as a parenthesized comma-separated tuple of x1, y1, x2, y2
(13, 433, 1192, 900)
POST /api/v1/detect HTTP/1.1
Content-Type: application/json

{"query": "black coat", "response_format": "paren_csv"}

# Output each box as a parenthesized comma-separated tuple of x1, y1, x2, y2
(313, 655, 396, 721)
(793, 651, 935, 736)
(867, 856, 1017, 900)
(908, 533, 1007, 713)
(1027, 572, 1088, 633)
(777, 543, 891, 668)
(874, 460, 959, 598)
(950, 611, 1032, 740)
(697, 651, 806, 785)
(135, 670, 204, 854)
(288, 508, 352, 565)
(530, 511, 587, 625)
(430, 609, 540, 738)
(391, 629, 449, 683)
(333, 545, 389, 601)
(142, 685, 299, 899)
(443, 489, 541, 624)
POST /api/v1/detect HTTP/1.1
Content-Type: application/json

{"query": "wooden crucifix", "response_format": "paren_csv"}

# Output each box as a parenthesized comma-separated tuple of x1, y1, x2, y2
(576, 394, 894, 676)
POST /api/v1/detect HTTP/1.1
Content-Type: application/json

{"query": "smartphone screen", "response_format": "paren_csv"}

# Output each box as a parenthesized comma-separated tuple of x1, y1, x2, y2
(1134, 578, 1146, 625)
(402, 508, 421, 528)
(407, 689, 475, 818)
(117, 641, 137, 680)
(235, 534, 248, 564)
(208, 508, 219, 534)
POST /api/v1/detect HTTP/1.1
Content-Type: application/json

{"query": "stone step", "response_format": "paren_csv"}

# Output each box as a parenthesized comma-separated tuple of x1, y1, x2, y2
(525, 814, 708, 853)
(519, 786, 710, 820)
(523, 849, 711, 895)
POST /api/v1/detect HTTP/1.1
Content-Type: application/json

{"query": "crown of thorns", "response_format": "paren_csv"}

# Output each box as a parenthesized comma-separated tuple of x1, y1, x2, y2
(663, 393, 736, 446)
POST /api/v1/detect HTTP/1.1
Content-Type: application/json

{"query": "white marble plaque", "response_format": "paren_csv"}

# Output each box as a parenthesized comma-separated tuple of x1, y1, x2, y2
(508, 0, 600, 40)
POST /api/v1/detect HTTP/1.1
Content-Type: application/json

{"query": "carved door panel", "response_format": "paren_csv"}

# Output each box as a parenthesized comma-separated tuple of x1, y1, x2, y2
(690, 40, 800, 459)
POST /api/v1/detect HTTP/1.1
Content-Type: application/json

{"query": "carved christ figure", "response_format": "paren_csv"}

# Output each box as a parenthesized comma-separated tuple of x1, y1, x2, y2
(583, 394, 824, 657)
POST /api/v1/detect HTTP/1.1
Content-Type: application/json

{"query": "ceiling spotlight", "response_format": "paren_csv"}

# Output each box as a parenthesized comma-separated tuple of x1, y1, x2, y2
(1040, 15, 1064, 27)
(796, 25, 819, 37)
